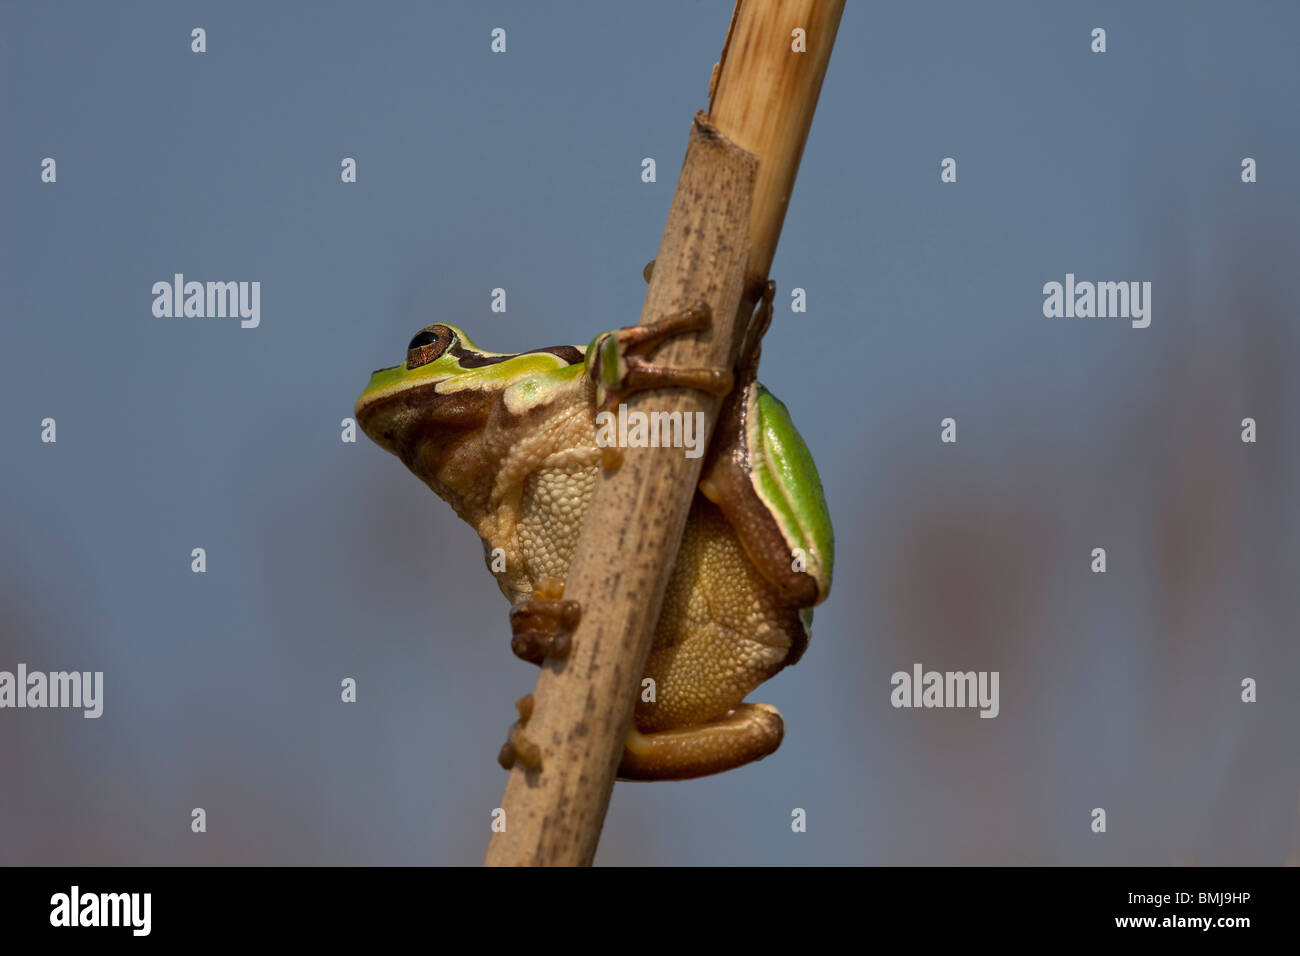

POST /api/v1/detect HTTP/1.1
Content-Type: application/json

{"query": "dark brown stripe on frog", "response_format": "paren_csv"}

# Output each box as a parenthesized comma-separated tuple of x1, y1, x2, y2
(449, 343, 584, 368)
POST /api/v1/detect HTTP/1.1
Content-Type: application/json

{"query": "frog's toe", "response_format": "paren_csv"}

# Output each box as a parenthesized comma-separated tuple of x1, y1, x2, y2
(497, 694, 542, 772)
(497, 723, 542, 772)
(615, 703, 784, 780)
(509, 592, 581, 665)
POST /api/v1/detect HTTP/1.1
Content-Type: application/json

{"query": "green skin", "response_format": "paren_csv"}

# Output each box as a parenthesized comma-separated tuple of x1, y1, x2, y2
(354, 302, 833, 780)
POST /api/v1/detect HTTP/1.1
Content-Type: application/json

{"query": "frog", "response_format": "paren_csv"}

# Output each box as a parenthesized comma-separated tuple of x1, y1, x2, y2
(354, 273, 833, 780)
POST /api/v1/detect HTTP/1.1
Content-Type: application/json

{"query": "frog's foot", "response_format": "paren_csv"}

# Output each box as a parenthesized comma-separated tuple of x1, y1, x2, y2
(497, 693, 543, 772)
(736, 279, 776, 383)
(587, 301, 734, 416)
(509, 578, 580, 665)
(616, 703, 785, 780)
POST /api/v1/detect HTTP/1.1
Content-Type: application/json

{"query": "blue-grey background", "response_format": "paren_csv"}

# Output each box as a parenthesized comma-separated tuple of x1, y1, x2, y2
(2, 1, 1297, 865)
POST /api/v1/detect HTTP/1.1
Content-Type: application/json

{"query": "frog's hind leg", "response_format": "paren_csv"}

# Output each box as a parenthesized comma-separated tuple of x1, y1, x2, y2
(616, 703, 784, 780)
(618, 499, 802, 780)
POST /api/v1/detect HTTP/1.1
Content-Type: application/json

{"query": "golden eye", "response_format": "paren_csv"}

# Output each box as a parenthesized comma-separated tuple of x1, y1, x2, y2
(406, 325, 454, 369)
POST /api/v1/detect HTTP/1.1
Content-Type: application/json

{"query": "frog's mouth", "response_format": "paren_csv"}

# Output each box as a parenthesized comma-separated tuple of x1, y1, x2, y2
(355, 384, 498, 472)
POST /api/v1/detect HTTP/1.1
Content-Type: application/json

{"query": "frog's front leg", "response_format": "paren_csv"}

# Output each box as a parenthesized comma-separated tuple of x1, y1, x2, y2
(586, 301, 734, 414)
(508, 578, 580, 664)
(615, 703, 784, 780)
(586, 301, 734, 469)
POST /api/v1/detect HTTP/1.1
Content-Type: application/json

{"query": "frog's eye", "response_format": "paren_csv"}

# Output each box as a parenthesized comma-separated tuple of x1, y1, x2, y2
(406, 324, 455, 369)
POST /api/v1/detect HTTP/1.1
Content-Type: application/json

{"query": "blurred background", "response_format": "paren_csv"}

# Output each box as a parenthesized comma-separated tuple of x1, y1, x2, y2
(1, 1, 1297, 865)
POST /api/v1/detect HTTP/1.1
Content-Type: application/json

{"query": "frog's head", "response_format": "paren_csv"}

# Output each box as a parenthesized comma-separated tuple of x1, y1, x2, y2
(354, 323, 584, 477)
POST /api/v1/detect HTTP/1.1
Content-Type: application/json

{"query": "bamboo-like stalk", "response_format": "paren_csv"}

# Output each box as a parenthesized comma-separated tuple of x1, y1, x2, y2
(711, 0, 844, 290)
(484, 0, 843, 867)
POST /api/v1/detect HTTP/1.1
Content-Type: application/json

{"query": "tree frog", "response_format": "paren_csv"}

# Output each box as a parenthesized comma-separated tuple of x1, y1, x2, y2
(354, 277, 833, 779)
